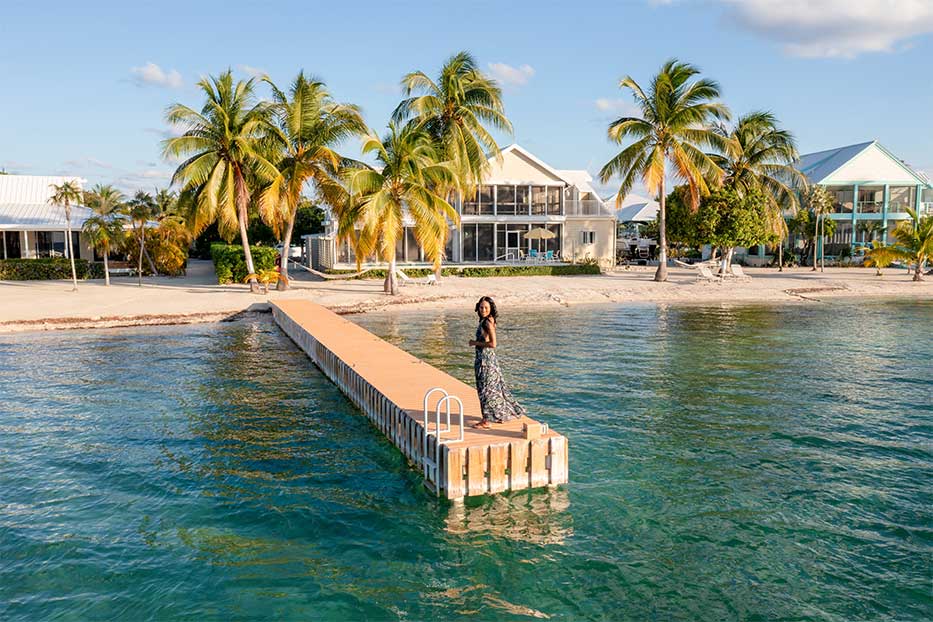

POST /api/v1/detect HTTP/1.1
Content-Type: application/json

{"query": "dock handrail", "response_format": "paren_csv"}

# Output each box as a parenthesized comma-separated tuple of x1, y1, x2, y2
(422, 389, 465, 496)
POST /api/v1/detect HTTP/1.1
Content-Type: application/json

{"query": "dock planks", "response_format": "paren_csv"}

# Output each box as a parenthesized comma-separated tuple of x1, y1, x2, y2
(271, 300, 569, 499)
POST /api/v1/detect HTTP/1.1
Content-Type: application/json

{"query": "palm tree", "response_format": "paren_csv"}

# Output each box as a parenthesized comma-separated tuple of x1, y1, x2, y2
(859, 241, 906, 276)
(799, 185, 834, 271)
(48, 181, 83, 291)
(259, 72, 367, 290)
(393, 52, 512, 277)
(126, 191, 159, 286)
(599, 59, 729, 282)
(163, 70, 279, 293)
(393, 51, 512, 188)
(711, 111, 805, 272)
(892, 208, 933, 281)
(343, 123, 458, 295)
(83, 184, 126, 286)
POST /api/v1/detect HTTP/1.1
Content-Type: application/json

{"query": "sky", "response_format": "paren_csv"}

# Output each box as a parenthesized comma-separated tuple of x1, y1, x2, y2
(1, 0, 931, 199)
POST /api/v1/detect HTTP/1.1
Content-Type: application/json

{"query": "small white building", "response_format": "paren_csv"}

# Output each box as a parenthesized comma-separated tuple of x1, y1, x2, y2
(0, 175, 93, 260)
(307, 144, 617, 269)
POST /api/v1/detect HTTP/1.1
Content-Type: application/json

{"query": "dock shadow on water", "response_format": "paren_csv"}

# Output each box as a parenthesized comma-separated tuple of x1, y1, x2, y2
(1, 300, 931, 621)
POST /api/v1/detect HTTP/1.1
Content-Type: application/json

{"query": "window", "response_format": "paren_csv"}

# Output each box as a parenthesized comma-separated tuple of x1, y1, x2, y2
(478, 185, 494, 215)
(515, 186, 530, 215)
(496, 185, 517, 215)
(532, 186, 547, 215)
(462, 188, 479, 215)
(547, 187, 562, 215)
(580, 231, 596, 245)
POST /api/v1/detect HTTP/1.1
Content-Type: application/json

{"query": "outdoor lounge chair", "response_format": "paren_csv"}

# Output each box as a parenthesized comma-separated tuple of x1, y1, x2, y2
(697, 265, 721, 283)
(729, 264, 752, 281)
(395, 269, 437, 286)
(544, 250, 554, 262)
(529, 249, 539, 261)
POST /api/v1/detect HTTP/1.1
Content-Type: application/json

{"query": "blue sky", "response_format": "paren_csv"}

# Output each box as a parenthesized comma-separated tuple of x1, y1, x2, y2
(1, 0, 931, 197)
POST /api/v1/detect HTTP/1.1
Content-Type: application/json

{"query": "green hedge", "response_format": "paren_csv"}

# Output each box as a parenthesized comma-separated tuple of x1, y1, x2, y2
(0, 258, 104, 281)
(327, 264, 601, 279)
(211, 243, 278, 284)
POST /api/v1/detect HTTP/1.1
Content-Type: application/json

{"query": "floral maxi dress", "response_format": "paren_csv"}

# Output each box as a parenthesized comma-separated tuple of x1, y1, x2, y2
(474, 318, 527, 423)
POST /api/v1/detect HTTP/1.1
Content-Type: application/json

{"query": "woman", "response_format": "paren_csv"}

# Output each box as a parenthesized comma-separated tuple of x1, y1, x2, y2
(469, 296, 526, 428)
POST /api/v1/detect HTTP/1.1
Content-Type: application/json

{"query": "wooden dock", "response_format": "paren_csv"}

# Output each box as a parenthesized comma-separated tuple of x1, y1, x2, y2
(272, 300, 568, 500)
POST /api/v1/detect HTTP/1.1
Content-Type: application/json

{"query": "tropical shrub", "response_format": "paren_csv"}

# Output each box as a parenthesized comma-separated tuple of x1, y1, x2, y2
(0, 258, 104, 281)
(211, 244, 277, 284)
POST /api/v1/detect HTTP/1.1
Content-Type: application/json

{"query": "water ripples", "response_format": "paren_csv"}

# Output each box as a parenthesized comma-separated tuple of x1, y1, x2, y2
(0, 301, 931, 620)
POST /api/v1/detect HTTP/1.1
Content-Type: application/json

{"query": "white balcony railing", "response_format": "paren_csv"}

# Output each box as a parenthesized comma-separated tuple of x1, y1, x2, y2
(564, 199, 614, 217)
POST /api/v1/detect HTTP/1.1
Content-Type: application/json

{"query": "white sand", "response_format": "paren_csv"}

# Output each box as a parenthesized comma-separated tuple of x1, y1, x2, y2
(0, 259, 930, 332)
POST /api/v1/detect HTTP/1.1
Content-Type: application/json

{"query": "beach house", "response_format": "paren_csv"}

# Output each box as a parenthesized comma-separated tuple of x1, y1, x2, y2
(798, 141, 932, 250)
(0, 175, 93, 260)
(307, 145, 617, 269)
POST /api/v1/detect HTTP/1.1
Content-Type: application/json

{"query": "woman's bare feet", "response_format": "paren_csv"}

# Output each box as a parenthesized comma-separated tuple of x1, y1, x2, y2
(471, 419, 491, 429)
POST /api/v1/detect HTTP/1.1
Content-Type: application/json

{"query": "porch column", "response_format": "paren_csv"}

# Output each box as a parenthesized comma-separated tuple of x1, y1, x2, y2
(23, 231, 30, 259)
(918, 184, 924, 215)
(851, 183, 859, 251)
(881, 184, 889, 243)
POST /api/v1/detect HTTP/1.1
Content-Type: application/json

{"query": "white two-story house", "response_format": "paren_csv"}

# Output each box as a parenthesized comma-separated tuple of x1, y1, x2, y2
(308, 144, 617, 270)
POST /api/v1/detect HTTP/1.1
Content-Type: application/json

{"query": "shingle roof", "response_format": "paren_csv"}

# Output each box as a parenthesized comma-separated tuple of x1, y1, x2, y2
(0, 175, 90, 230)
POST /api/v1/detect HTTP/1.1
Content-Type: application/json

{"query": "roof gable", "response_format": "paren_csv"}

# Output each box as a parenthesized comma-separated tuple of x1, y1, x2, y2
(799, 141, 928, 186)
(484, 145, 568, 185)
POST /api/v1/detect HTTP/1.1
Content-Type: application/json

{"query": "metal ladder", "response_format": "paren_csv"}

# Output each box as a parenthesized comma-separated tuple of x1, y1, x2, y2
(422, 387, 465, 496)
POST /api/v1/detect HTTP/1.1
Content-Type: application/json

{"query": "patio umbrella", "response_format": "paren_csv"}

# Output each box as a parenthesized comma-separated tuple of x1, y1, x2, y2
(525, 227, 556, 253)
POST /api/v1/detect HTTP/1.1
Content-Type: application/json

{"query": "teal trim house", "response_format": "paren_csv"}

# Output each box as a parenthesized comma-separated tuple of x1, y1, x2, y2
(798, 141, 932, 250)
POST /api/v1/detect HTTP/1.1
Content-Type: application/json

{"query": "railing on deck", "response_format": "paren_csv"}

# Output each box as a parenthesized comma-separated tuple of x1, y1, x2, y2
(564, 199, 614, 217)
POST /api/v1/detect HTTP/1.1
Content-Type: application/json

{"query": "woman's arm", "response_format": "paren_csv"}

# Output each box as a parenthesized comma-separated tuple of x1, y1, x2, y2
(469, 320, 497, 348)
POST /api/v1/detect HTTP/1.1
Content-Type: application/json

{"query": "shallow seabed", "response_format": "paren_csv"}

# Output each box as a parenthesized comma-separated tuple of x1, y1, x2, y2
(1, 300, 931, 621)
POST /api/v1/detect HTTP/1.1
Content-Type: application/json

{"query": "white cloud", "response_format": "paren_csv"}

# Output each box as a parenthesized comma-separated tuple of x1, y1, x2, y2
(487, 62, 535, 87)
(63, 157, 112, 170)
(130, 62, 183, 88)
(237, 64, 267, 78)
(719, 0, 933, 58)
(594, 98, 640, 117)
(144, 124, 186, 139)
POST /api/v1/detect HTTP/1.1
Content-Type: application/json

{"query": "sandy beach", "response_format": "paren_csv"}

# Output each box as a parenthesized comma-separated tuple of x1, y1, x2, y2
(0, 259, 930, 332)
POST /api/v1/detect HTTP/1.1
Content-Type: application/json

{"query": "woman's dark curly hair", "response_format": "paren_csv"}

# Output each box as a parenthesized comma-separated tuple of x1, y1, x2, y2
(474, 296, 498, 320)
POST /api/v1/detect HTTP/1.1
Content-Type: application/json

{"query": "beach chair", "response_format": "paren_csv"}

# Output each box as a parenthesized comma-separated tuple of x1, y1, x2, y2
(544, 250, 554, 262)
(697, 265, 721, 283)
(730, 264, 752, 281)
(529, 249, 539, 262)
(395, 269, 437, 286)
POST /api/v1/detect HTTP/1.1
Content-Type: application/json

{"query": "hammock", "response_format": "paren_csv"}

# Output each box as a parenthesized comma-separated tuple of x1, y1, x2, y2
(286, 259, 378, 280)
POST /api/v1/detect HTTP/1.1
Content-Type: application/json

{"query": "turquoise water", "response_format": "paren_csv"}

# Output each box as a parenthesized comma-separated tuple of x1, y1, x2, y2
(1, 301, 931, 620)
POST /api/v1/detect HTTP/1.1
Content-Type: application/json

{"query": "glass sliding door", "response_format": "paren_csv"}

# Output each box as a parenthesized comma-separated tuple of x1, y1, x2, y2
(477, 224, 494, 261)
(462, 224, 476, 261)
(547, 187, 562, 215)
(3, 232, 21, 259)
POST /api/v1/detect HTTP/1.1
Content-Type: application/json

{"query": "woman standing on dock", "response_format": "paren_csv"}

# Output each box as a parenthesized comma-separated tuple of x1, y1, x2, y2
(470, 296, 526, 428)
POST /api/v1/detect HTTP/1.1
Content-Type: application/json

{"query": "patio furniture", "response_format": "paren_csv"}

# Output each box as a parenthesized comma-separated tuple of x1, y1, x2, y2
(395, 269, 437, 286)
(697, 265, 721, 283)
(729, 264, 752, 281)
(529, 249, 539, 261)
(544, 250, 554, 261)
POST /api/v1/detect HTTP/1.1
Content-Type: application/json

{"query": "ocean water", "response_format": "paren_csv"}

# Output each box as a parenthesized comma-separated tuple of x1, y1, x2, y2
(0, 301, 931, 621)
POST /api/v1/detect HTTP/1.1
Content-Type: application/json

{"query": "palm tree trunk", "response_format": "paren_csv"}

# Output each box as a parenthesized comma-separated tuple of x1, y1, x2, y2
(820, 216, 825, 272)
(720, 247, 733, 276)
(65, 206, 78, 291)
(234, 168, 260, 294)
(654, 177, 667, 282)
(811, 213, 818, 271)
(387, 255, 398, 295)
(914, 262, 923, 281)
(142, 231, 158, 276)
(137, 225, 144, 287)
(277, 209, 296, 292)
(103, 247, 111, 287)
(778, 242, 784, 272)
